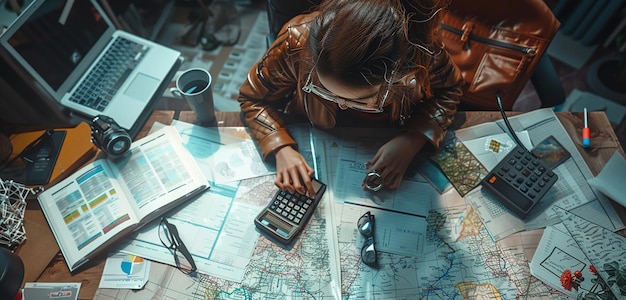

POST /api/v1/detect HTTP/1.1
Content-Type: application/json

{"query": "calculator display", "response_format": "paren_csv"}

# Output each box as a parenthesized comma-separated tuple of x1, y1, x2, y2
(257, 210, 295, 239)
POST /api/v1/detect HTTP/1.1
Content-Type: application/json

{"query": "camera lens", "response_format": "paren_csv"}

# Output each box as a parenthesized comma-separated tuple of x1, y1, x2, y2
(91, 115, 131, 158)
(112, 141, 125, 153)
(106, 133, 131, 157)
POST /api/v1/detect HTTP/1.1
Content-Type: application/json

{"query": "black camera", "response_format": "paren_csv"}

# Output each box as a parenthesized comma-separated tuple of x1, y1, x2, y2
(90, 115, 131, 158)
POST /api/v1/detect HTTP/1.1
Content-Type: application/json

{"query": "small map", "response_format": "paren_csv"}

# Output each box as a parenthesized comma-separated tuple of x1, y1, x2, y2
(431, 141, 488, 196)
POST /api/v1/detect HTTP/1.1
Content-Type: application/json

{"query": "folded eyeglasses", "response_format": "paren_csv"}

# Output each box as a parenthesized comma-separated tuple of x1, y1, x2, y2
(357, 211, 378, 268)
(158, 217, 197, 275)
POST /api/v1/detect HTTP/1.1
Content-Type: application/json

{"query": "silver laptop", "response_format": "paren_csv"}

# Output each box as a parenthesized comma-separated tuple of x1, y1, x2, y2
(0, 0, 181, 133)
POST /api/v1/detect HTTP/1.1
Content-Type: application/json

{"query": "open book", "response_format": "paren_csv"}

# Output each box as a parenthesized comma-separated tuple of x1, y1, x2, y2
(37, 126, 208, 272)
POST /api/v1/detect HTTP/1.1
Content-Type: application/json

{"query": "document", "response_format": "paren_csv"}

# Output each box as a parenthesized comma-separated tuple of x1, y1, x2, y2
(314, 128, 433, 258)
(37, 126, 208, 272)
(336, 202, 427, 258)
(99, 252, 150, 289)
(315, 127, 548, 299)
(530, 223, 590, 297)
(163, 120, 275, 183)
(455, 108, 624, 240)
(553, 207, 626, 299)
(461, 131, 531, 170)
(430, 133, 489, 196)
(334, 138, 433, 218)
(209, 139, 276, 183)
(587, 151, 626, 209)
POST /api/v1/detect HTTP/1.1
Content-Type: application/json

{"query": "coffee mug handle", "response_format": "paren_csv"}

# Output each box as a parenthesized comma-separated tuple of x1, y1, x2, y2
(170, 87, 182, 97)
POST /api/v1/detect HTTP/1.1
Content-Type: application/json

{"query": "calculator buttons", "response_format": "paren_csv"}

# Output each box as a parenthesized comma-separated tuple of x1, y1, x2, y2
(268, 190, 315, 225)
(255, 179, 327, 245)
(481, 145, 558, 218)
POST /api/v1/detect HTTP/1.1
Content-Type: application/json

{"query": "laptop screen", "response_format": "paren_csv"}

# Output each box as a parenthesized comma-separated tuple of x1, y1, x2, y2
(6, 0, 107, 91)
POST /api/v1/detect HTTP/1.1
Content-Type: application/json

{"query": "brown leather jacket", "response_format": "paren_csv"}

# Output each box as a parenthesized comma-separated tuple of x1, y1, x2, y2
(239, 13, 463, 160)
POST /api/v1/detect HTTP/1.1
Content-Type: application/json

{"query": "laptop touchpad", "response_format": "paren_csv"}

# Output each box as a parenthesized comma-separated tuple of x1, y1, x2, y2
(124, 73, 159, 101)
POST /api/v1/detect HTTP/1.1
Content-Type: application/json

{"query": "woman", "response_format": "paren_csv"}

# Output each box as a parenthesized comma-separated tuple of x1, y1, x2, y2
(238, 0, 463, 196)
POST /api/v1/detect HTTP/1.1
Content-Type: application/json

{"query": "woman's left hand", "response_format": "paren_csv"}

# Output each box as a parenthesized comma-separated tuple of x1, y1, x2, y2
(364, 132, 427, 190)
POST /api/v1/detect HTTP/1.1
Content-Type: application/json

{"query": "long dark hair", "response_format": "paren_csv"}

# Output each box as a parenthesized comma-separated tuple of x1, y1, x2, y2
(309, 0, 445, 88)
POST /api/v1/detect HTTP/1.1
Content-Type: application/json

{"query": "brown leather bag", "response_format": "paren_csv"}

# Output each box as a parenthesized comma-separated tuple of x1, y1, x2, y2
(440, 0, 560, 110)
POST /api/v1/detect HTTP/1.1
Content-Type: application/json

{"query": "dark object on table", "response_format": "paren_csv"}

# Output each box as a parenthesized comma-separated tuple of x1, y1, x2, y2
(0, 247, 24, 299)
(90, 115, 132, 159)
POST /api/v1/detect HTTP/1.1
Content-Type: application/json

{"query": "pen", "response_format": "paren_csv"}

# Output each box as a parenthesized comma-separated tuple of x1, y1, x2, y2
(582, 108, 590, 148)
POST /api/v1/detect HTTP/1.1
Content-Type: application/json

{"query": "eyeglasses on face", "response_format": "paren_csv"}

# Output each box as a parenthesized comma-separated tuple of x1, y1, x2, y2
(301, 70, 392, 113)
(158, 217, 197, 275)
(357, 211, 377, 268)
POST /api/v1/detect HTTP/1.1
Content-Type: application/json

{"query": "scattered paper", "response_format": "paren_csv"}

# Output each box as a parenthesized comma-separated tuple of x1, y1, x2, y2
(166, 120, 275, 183)
(332, 137, 432, 257)
(530, 223, 590, 297)
(209, 139, 276, 183)
(587, 151, 626, 208)
(461, 131, 531, 170)
(554, 207, 626, 299)
(98, 252, 150, 289)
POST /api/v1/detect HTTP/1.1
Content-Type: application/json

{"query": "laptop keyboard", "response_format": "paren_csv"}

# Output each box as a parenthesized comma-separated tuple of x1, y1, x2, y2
(69, 37, 148, 112)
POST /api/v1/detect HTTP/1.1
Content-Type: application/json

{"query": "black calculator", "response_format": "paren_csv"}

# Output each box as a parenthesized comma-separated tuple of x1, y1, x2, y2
(254, 179, 327, 245)
(480, 145, 558, 218)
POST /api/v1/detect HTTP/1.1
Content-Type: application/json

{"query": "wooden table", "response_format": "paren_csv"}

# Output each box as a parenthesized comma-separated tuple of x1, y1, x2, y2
(30, 110, 626, 299)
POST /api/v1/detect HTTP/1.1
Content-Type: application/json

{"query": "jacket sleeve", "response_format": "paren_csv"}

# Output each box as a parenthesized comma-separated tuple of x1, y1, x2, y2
(238, 26, 304, 160)
(405, 48, 463, 154)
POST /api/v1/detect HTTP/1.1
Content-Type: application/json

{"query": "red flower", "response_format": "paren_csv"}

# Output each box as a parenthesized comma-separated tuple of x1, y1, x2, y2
(589, 264, 597, 274)
(574, 270, 582, 278)
(561, 270, 573, 291)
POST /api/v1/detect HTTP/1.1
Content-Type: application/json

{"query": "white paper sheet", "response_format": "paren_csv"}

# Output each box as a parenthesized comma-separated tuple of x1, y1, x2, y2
(98, 252, 150, 289)
(587, 151, 626, 209)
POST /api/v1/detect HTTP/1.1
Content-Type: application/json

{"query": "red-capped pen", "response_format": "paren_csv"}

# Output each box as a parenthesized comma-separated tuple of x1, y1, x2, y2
(582, 108, 590, 148)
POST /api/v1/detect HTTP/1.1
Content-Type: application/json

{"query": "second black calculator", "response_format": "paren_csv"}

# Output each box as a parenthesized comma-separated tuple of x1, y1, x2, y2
(255, 179, 327, 245)
(480, 145, 558, 218)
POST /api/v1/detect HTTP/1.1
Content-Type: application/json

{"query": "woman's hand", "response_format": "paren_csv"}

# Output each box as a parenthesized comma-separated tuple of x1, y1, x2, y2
(364, 132, 426, 190)
(274, 146, 316, 195)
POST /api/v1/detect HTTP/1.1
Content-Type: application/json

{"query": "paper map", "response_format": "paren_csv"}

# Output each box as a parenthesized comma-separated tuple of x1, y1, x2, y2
(93, 113, 616, 299)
